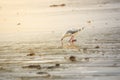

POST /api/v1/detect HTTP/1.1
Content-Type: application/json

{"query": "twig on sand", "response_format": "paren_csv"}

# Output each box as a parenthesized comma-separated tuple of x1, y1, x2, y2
(22, 65, 41, 69)
(49, 4, 66, 7)
(36, 72, 51, 78)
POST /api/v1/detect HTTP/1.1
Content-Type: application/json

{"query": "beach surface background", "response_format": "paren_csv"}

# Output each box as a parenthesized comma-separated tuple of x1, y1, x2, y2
(0, 0, 120, 80)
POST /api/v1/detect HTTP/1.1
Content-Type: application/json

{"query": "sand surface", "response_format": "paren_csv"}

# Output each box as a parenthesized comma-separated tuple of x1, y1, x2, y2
(0, 0, 120, 80)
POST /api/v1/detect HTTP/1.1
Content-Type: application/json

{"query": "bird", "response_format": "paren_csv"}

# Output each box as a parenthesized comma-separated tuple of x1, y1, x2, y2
(61, 27, 84, 47)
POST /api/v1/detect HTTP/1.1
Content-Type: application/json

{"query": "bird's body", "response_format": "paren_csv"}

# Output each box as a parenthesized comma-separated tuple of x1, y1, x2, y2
(65, 29, 80, 34)
(61, 29, 80, 39)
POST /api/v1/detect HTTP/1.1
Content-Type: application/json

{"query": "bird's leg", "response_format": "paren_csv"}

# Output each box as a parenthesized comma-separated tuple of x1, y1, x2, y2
(61, 37, 65, 47)
(61, 34, 70, 47)
(69, 35, 74, 46)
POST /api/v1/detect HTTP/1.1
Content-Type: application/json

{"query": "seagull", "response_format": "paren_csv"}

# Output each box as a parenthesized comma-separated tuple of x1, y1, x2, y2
(61, 27, 84, 47)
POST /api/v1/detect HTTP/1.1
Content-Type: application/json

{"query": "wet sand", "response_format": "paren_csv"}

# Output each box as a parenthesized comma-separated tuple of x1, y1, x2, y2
(0, 0, 120, 80)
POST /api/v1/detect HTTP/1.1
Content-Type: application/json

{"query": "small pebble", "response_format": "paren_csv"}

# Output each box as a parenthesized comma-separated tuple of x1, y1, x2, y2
(27, 53, 35, 56)
(84, 57, 89, 61)
(69, 56, 76, 62)
(17, 23, 21, 25)
(95, 45, 100, 48)
(55, 64, 60, 67)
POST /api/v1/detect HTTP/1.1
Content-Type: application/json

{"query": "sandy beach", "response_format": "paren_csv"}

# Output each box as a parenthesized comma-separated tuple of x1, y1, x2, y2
(0, 0, 120, 80)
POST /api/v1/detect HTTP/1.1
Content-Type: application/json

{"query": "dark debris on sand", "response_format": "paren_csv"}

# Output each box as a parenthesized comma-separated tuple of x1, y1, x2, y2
(22, 65, 41, 69)
(17, 23, 21, 25)
(49, 4, 66, 7)
(27, 53, 35, 56)
(84, 57, 90, 61)
(95, 45, 100, 48)
(46, 64, 60, 69)
(83, 48, 88, 53)
(36, 72, 51, 78)
(69, 56, 76, 62)
(87, 20, 92, 24)
(27, 48, 35, 56)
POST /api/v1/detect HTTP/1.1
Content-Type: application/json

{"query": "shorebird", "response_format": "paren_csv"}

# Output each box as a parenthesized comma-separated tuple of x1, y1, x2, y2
(61, 27, 84, 47)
